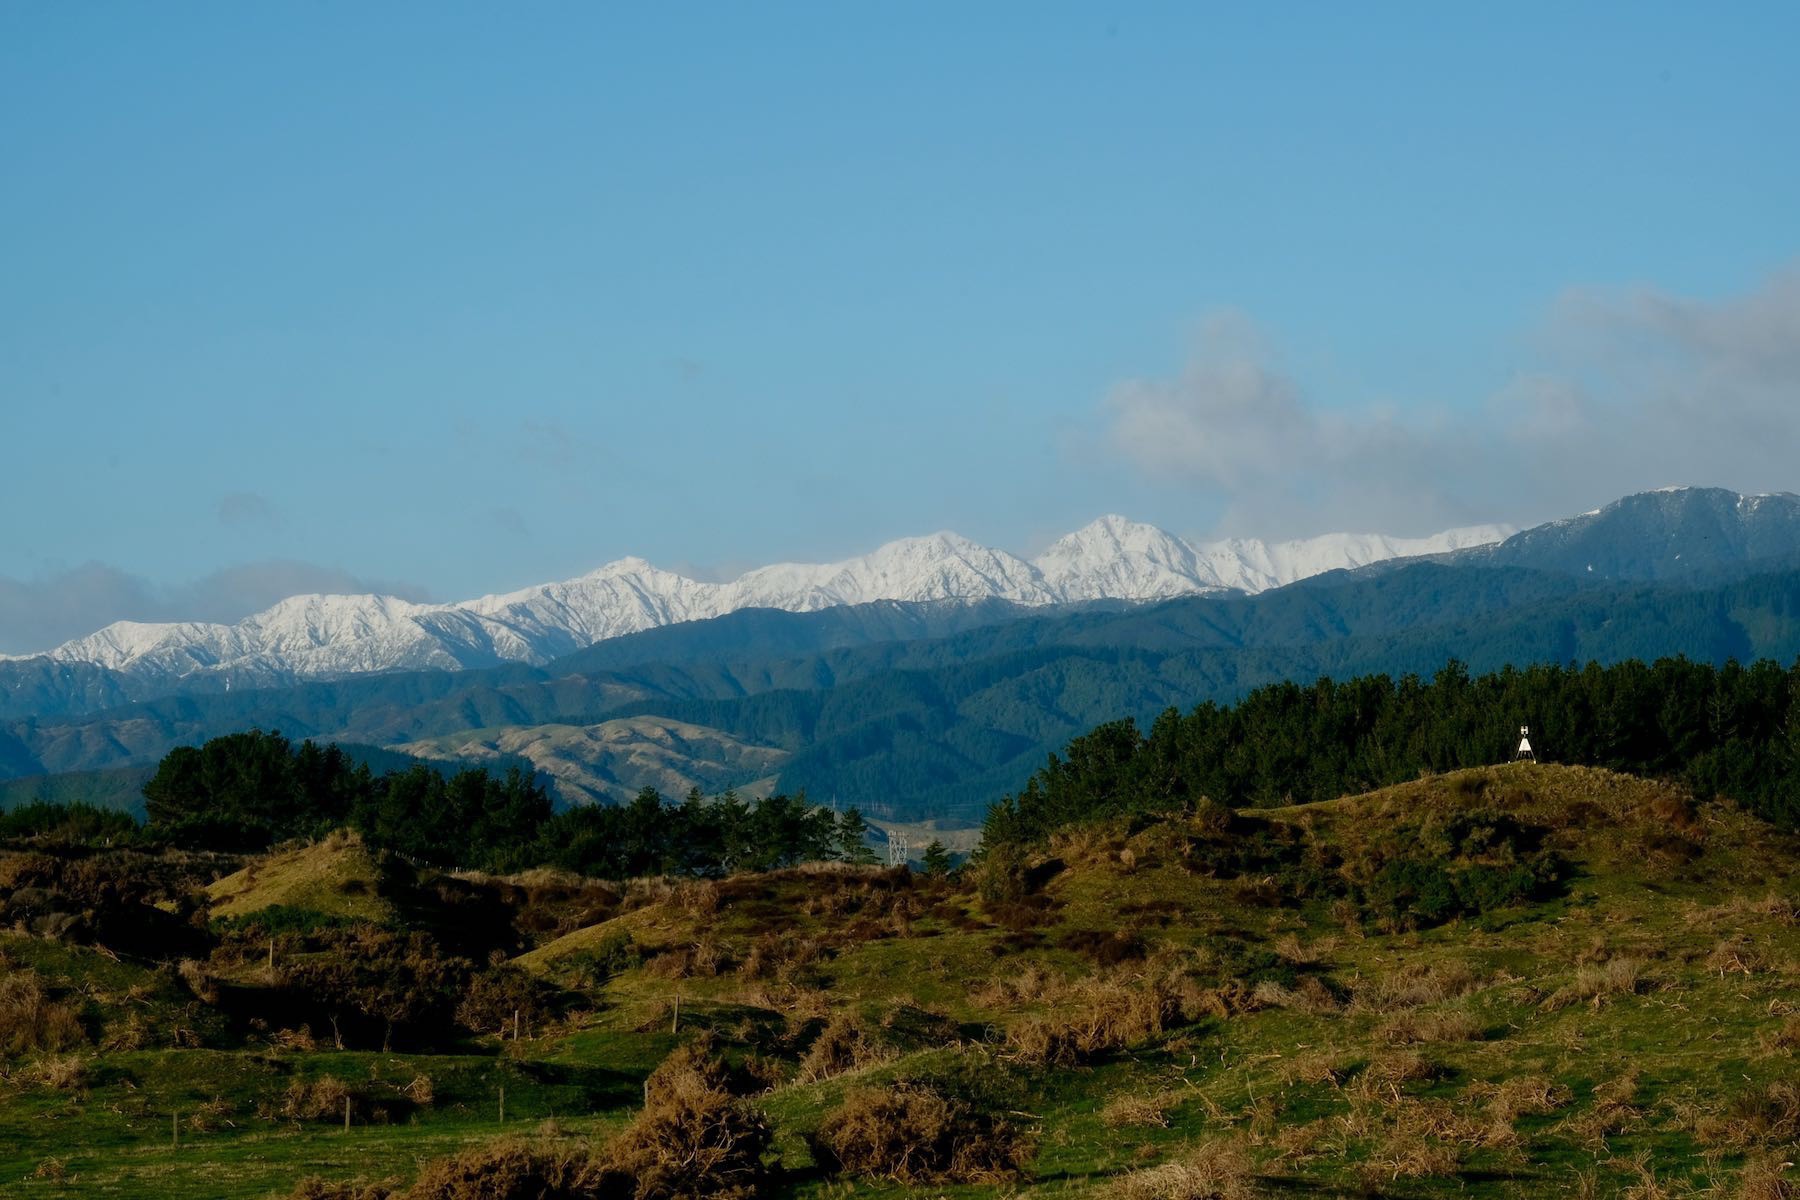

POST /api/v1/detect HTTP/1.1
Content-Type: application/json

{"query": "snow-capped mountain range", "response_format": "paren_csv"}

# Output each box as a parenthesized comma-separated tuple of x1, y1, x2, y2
(5, 517, 1512, 686)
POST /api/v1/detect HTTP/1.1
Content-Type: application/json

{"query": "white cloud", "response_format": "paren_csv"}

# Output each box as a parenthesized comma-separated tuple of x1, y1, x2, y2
(1103, 311, 1315, 491)
(1098, 264, 1800, 536)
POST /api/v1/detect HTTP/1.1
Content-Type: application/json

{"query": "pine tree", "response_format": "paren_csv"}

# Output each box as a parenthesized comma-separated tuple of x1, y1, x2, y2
(835, 806, 879, 864)
(919, 839, 952, 877)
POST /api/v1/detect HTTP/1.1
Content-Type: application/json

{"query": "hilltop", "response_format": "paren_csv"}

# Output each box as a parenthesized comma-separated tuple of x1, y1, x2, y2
(0, 761, 1793, 1198)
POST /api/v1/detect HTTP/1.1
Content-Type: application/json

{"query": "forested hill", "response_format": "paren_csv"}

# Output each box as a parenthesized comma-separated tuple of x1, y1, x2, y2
(8, 561, 1800, 821)
(983, 656, 1800, 847)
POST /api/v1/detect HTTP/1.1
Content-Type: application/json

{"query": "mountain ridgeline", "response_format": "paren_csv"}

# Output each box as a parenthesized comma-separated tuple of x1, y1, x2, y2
(3, 516, 1512, 691)
(7, 487, 1800, 823)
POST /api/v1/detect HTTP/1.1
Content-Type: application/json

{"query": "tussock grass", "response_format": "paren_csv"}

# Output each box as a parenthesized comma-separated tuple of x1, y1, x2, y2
(1102, 1090, 1183, 1129)
(1108, 1140, 1257, 1200)
(0, 967, 85, 1055)
(1375, 1005, 1485, 1044)
(1546, 956, 1648, 1009)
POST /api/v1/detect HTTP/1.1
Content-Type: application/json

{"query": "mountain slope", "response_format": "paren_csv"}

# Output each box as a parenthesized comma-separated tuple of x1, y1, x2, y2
(14, 559, 1800, 819)
(392, 716, 790, 806)
(1450, 486, 1800, 581)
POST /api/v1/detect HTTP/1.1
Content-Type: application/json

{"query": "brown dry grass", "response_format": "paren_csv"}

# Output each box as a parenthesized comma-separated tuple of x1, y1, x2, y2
(1102, 1090, 1183, 1129)
(1695, 1081, 1800, 1149)
(1108, 1139, 1258, 1200)
(0, 968, 85, 1055)
(1735, 1153, 1799, 1200)
(1545, 958, 1647, 1009)
(1350, 959, 1487, 1011)
(21, 1053, 87, 1090)
(1376, 1006, 1485, 1045)
(1347, 1049, 1437, 1103)
(1556, 1072, 1645, 1148)
(1343, 1094, 1516, 1188)
(1468, 1075, 1573, 1122)
(1248, 977, 1340, 1015)
(1006, 976, 1179, 1066)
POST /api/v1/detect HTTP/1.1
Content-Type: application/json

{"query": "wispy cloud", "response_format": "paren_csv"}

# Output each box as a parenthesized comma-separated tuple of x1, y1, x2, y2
(1098, 265, 1800, 536)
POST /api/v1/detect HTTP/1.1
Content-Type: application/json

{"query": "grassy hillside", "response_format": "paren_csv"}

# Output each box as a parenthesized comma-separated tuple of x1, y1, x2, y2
(205, 832, 396, 925)
(0, 762, 1794, 1197)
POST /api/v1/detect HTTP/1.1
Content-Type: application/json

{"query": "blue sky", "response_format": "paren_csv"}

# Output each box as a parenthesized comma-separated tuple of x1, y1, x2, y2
(3, 3, 1798, 650)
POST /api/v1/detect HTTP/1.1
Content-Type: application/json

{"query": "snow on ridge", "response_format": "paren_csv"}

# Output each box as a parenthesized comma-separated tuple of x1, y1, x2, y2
(14, 517, 1518, 682)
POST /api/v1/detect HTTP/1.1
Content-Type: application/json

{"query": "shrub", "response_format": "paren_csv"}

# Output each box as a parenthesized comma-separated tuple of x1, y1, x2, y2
(283, 1075, 356, 1122)
(287, 1180, 393, 1200)
(1355, 811, 1565, 930)
(812, 1080, 1032, 1184)
(566, 930, 643, 986)
(972, 843, 1032, 904)
(455, 966, 555, 1038)
(604, 1048, 771, 1200)
(407, 1139, 621, 1200)
(796, 1012, 891, 1083)
(736, 933, 824, 983)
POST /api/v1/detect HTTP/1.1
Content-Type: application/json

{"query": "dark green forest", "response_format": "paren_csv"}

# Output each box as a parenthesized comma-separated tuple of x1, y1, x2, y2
(984, 656, 1800, 846)
(125, 729, 881, 878)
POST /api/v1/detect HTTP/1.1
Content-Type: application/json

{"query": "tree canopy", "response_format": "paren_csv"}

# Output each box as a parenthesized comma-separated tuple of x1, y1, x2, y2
(984, 656, 1800, 846)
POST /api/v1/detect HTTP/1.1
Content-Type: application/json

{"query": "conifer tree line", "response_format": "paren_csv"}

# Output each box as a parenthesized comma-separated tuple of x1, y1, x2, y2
(20, 655, 1799, 871)
(131, 730, 887, 876)
(983, 656, 1800, 846)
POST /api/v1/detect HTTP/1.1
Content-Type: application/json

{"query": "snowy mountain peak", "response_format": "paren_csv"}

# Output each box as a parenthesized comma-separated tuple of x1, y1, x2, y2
(11, 515, 1519, 686)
